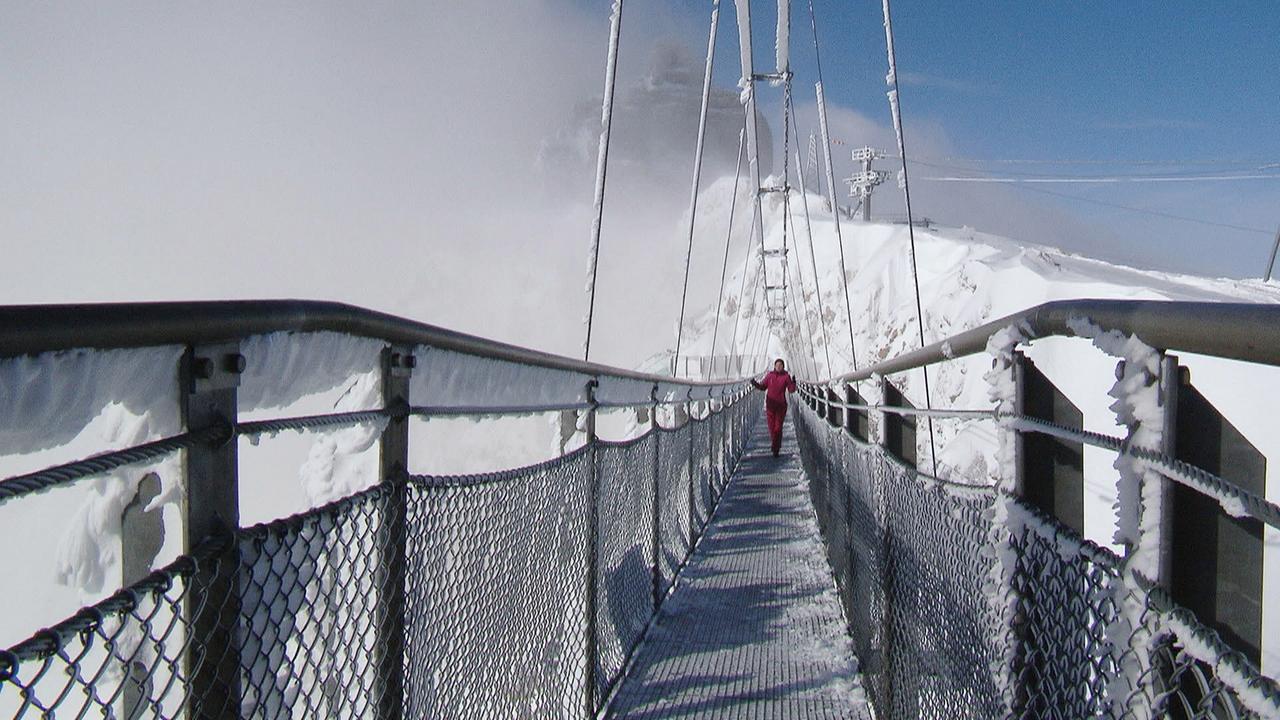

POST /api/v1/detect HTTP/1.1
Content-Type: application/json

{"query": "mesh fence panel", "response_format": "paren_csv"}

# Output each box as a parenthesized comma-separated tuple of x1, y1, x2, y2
(655, 426, 692, 596)
(793, 397, 1280, 720)
(2, 391, 759, 720)
(594, 434, 657, 700)
(239, 481, 401, 720)
(404, 447, 593, 719)
(0, 548, 219, 719)
(689, 417, 713, 534)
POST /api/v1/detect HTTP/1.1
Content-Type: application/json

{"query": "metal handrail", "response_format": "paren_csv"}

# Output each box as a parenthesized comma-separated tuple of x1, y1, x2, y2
(0, 299, 747, 390)
(810, 299, 1280, 385)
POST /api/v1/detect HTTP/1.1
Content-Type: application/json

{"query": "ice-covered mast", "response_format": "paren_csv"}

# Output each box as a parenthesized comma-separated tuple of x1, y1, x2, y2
(582, 0, 624, 362)
(737, 0, 773, 313)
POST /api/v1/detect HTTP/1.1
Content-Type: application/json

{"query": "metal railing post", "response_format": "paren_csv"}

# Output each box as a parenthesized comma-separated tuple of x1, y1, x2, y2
(709, 391, 718, 495)
(650, 385, 662, 610)
(846, 384, 869, 441)
(1015, 352, 1086, 533)
(182, 343, 243, 720)
(826, 387, 841, 428)
(375, 345, 413, 720)
(881, 378, 917, 470)
(1166, 356, 1266, 664)
(584, 378, 601, 715)
(1116, 353, 1174, 582)
(121, 473, 164, 718)
(687, 389, 698, 547)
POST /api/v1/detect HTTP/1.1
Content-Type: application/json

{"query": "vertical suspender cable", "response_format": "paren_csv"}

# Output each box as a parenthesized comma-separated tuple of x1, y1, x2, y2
(882, 0, 939, 477)
(786, 172, 823, 379)
(730, 201, 762, 359)
(787, 96, 834, 377)
(583, 0, 625, 362)
(710, 126, 748, 378)
(784, 242, 817, 378)
(673, 0, 722, 377)
(806, 0, 859, 375)
(745, 271, 767, 364)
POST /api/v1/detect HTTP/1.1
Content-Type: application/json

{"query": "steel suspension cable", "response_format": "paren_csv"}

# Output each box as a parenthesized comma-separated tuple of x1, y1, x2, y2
(785, 193, 822, 378)
(729, 200, 762, 357)
(709, 125, 748, 378)
(784, 249, 818, 378)
(806, 0, 859, 375)
(673, 0, 722, 377)
(786, 95, 834, 377)
(583, 0, 625, 362)
(881, 0, 939, 478)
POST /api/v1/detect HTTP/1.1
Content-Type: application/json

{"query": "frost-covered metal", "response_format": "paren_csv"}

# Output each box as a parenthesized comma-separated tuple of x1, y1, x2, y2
(796, 364, 1280, 719)
(0, 299, 757, 720)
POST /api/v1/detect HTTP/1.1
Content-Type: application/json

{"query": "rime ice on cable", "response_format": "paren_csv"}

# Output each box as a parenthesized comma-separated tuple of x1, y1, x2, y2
(775, 0, 790, 77)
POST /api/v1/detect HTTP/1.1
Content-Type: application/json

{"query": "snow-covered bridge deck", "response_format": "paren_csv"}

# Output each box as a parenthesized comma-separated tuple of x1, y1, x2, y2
(607, 420, 872, 719)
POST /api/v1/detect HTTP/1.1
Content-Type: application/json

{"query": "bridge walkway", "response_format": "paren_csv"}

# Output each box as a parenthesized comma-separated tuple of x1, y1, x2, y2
(607, 418, 873, 719)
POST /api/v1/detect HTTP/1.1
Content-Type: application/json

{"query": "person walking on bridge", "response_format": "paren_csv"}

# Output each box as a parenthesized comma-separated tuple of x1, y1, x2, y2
(752, 358, 797, 457)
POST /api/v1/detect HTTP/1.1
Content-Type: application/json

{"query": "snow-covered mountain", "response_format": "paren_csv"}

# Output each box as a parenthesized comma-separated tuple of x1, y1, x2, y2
(665, 176, 1280, 671)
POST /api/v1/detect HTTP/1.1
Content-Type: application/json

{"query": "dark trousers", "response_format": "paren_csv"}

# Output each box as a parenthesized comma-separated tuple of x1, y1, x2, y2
(766, 398, 787, 455)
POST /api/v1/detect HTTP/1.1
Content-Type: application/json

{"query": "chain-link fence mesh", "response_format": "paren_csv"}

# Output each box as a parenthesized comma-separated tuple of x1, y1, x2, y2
(794, 397, 1280, 720)
(2, 391, 761, 720)
(595, 434, 658, 703)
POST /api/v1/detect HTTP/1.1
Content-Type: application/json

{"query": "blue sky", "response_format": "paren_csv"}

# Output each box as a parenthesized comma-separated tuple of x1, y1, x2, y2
(664, 0, 1280, 277)
(802, 2, 1280, 163)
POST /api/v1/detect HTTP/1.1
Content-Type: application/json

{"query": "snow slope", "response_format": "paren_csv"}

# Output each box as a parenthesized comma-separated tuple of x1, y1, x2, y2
(672, 176, 1280, 672)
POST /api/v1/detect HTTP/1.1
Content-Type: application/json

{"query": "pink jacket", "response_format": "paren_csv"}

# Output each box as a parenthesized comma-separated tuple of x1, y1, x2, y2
(752, 370, 797, 404)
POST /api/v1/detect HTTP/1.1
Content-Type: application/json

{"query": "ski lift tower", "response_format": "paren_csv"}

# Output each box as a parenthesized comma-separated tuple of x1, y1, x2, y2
(845, 147, 890, 221)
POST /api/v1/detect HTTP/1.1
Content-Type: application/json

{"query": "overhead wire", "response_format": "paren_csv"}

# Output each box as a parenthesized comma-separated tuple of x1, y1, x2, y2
(987, 179, 1274, 236)
(919, 173, 1280, 184)
(901, 159, 1277, 235)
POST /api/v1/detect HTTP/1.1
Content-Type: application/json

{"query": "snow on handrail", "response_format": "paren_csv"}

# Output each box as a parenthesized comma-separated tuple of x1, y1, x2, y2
(812, 298, 1280, 385)
(0, 299, 752, 390)
(794, 384, 1280, 531)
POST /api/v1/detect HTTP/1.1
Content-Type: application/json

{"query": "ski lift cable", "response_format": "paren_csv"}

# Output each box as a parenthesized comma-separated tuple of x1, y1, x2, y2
(995, 182, 1274, 236)
(891, 155, 1279, 168)
(902, 156, 1280, 181)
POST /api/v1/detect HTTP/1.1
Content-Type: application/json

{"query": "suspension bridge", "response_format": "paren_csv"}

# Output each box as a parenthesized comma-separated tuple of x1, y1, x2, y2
(3, 1, 1280, 719)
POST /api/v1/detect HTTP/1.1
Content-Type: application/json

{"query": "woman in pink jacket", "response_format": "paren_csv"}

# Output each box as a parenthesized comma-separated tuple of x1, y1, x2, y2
(751, 358, 798, 457)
